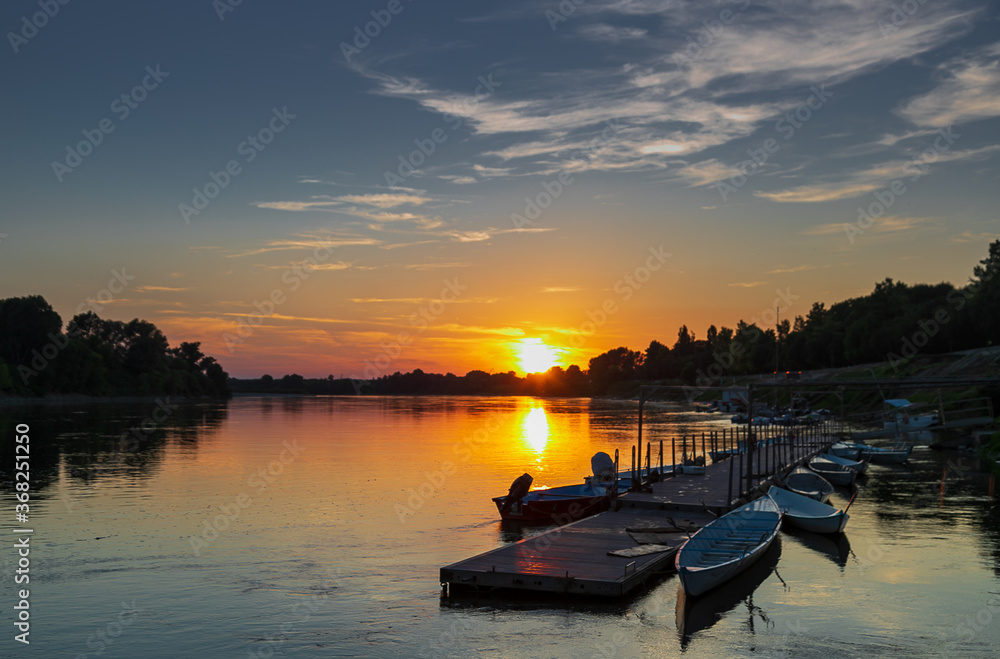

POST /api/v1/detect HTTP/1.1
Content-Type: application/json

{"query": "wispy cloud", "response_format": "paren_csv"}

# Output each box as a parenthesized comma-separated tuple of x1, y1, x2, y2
(134, 285, 193, 293)
(353, 1, 978, 181)
(756, 145, 1000, 203)
(898, 42, 1000, 127)
(728, 281, 766, 288)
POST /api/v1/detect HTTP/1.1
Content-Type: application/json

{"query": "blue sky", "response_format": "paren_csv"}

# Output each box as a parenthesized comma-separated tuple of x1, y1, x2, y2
(1, 0, 998, 377)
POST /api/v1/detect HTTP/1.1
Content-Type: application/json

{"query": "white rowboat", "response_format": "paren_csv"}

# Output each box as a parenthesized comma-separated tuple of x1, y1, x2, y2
(675, 497, 782, 597)
(841, 442, 912, 464)
(767, 486, 849, 534)
(784, 466, 834, 502)
(808, 457, 858, 486)
(817, 452, 868, 474)
(829, 442, 860, 460)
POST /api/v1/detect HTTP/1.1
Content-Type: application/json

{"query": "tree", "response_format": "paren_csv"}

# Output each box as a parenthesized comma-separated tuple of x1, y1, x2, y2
(0, 295, 62, 367)
(969, 239, 1000, 345)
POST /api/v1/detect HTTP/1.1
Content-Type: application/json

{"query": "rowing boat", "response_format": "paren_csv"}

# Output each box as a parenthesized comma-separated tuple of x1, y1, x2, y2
(841, 441, 912, 464)
(817, 452, 868, 474)
(807, 457, 857, 486)
(783, 466, 834, 502)
(767, 485, 849, 534)
(829, 442, 861, 460)
(675, 497, 782, 597)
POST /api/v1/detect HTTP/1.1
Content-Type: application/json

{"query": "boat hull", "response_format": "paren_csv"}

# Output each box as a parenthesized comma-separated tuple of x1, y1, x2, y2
(676, 497, 782, 597)
(784, 467, 834, 502)
(829, 443, 861, 460)
(767, 486, 849, 534)
(843, 442, 912, 464)
(818, 452, 867, 474)
(807, 459, 857, 486)
(492, 483, 613, 523)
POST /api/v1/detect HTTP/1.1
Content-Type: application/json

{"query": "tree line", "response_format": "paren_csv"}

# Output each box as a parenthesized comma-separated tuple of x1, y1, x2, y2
(236, 240, 1000, 397)
(0, 296, 230, 398)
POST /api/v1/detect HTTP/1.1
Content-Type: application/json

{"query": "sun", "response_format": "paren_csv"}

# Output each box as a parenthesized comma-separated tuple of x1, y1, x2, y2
(515, 338, 562, 374)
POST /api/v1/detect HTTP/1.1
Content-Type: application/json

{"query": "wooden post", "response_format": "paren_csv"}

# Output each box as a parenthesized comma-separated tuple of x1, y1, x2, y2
(746, 387, 754, 492)
(631, 445, 636, 486)
(672, 435, 677, 476)
(701, 432, 706, 464)
(728, 445, 734, 506)
(636, 388, 643, 491)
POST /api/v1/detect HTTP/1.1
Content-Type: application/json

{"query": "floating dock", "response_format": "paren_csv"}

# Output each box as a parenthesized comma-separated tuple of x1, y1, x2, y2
(441, 432, 831, 598)
(441, 508, 712, 598)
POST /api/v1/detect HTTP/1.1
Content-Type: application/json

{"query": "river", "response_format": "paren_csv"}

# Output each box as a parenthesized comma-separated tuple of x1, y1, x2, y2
(0, 395, 998, 657)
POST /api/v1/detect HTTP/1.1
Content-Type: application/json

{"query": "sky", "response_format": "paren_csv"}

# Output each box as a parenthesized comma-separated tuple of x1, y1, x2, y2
(1, 0, 998, 379)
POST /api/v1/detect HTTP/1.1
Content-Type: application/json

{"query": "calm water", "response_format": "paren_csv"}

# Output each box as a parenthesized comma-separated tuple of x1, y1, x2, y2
(1, 396, 998, 658)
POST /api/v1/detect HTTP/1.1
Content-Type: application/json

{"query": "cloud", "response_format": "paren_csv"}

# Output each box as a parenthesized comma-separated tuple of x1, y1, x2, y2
(898, 42, 1000, 127)
(767, 264, 829, 274)
(439, 175, 477, 184)
(756, 145, 1000, 202)
(403, 262, 472, 270)
(674, 159, 736, 186)
(951, 230, 999, 243)
(541, 286, 582, 293)
(134, 285, 193, 293)
(334, 193, 432, 207)
(728, 281, 766, 288)
(577, 24, 649, 42)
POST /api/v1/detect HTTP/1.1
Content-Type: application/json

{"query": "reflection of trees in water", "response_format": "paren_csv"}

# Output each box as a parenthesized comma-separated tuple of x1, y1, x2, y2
(0, 401, 229, 494)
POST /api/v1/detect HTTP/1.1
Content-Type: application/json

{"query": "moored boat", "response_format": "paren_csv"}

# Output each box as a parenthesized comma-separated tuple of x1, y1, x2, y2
(495, 452, 618, 522)
(841, 441, 912, 464)
(783, 466, 834, 502)
(829, 442, 861, 460)
(808, 457, 857, 486)
(817, 452, 868, 474)
(675, 496, 782, 597)
(492, 481, 614, 522)
(767, 485, 849, 534)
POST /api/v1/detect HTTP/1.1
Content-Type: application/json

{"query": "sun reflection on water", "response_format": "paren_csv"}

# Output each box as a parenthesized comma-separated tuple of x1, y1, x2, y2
(521, 406, 550, 455)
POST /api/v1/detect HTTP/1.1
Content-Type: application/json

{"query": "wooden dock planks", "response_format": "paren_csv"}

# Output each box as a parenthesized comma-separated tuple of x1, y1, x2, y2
(441, 509, 713, 598)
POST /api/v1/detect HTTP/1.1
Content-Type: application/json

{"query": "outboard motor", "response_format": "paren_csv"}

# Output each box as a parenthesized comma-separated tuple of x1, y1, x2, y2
(500, 473, 532, 514)
(590, 451, 615, 483)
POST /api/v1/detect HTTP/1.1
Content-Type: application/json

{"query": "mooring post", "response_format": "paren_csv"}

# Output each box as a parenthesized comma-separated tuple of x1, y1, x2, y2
(728, 444, 734, 505)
